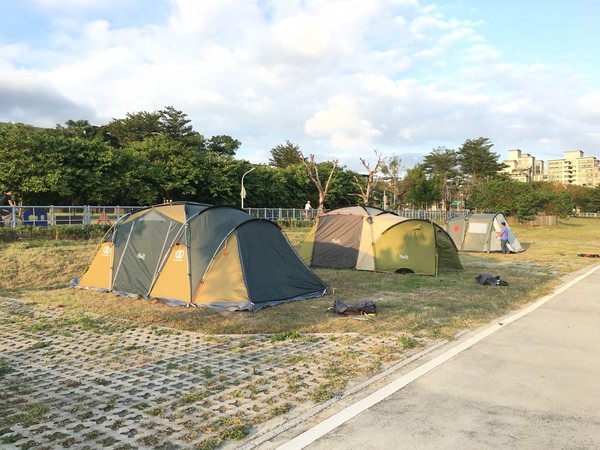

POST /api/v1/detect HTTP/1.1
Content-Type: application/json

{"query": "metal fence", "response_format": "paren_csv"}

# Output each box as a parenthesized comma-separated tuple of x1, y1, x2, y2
(0, 205, 143, 228)
(0, 205, 469, 228)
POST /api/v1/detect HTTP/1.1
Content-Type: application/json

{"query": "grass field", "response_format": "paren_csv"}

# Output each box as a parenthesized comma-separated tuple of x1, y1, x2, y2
(1, 217, 600, 340)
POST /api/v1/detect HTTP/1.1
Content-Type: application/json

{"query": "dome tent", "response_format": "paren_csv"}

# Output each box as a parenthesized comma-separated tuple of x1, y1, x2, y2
(445, 212, 524, 253)
(298, 206, 463, 275)
(73, 202, 327, 311)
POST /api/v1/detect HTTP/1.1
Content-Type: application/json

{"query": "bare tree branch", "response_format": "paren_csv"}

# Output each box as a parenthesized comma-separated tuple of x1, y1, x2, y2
(352, 150, 383, 205)
(300, 153, 338, 210)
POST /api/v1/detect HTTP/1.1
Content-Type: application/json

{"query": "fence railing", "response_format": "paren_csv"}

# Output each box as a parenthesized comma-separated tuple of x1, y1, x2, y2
(0, 205, 470, 228)
(0, 205, 143, 228)
(5, 205, 594, 229)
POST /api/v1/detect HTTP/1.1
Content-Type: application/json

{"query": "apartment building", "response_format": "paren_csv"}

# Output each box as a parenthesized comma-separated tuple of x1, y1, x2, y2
(547, 150, 600, 187)
(502, 149, 600, 187)
(501, 149, 545, 182)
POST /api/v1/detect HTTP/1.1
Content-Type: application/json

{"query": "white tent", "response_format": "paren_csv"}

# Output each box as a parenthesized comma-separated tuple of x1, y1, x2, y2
(445, 213, 524, 253)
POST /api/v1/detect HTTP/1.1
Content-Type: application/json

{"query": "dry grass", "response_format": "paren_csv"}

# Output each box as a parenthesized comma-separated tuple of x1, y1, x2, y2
(1, 218, 600, 339)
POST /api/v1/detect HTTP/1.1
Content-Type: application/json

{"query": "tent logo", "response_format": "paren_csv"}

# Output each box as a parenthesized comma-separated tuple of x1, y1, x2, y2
(136, 253, 146, 260)
(398, 254, 409, 259)
(174, 249, 185, 261)
(102, 245, 112, 256)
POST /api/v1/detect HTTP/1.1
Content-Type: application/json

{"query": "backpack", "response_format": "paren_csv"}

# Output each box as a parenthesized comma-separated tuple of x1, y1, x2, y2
(476, 273, 509, 286)
(333, 299, 377, 315)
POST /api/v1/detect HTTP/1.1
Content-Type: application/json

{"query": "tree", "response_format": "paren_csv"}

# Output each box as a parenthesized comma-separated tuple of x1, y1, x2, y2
(269, 141, 304, 168)
(123, 134, 203, 203)
(469, 179, 574, 220)
(158, 106, 196, 139)
(582, 185, 600, 213)
(105, 111, 163, 147)
(54, 120, 108, 141)
(565, 184, 593, 212)
(300, 153, 338, 210)
(380, 154, 404, 209)
(403, 164, 441, 209)
(352, 150, 383, 206)
(206, 135, 241, 156)
(457, 137, 507, 204)
(423, 146, 460, 210)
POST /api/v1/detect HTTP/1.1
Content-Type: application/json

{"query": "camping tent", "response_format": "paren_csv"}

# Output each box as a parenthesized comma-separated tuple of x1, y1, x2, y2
(445, 212, 524, 253)
(298, 206, 463, 275)
(73, 202, 327, 311)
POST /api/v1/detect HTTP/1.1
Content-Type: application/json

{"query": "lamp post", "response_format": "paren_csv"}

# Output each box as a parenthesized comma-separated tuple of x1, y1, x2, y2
(241, 167, 256, 209)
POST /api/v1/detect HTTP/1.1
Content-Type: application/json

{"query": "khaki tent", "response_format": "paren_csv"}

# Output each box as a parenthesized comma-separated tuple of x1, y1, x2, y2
(73, 202, 327, 311)
(298, 206, 463, 275)
(445, 212, 524, 253)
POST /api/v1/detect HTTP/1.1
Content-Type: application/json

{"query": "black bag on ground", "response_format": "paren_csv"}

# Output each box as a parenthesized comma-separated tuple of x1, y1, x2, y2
(333, 299, 377, 315)
(476, 273, 509, 286)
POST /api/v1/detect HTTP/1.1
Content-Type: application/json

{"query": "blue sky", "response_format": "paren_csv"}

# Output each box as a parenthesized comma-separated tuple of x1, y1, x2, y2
(1, 0, 599, 172)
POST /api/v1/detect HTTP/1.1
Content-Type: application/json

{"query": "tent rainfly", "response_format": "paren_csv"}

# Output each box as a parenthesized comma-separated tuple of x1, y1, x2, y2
(298, 206, 463, 276)
(73, 202, 328, 311)
(445, 212, 524, 253)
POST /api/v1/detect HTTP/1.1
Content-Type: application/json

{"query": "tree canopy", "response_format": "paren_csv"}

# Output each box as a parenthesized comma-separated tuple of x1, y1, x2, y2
(0, 115, 584, 218)
(269, 141, 304, 168)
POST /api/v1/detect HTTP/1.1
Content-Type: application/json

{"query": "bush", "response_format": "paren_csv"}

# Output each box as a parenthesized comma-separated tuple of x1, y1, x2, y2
(0, 225, 110, 243)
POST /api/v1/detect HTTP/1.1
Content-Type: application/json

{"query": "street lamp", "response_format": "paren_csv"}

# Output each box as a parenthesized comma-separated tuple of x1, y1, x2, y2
(240, 167, 256, 209)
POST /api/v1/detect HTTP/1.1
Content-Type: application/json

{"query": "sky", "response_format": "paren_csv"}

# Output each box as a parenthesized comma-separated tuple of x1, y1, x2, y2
(1, 0, 600, 172)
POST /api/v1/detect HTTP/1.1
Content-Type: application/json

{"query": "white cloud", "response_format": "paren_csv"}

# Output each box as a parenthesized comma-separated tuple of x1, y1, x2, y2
(305, 95, 383, 148)
(1, 0, 599, 172)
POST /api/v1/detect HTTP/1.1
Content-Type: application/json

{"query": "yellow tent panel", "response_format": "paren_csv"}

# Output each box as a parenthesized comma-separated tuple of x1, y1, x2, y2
(79, 242, 114, 290)
(150, 243, 191, 303)
(193, 234, 248, 305)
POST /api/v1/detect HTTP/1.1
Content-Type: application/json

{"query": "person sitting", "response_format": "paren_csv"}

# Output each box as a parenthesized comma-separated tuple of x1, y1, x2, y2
(0, 190, 15, 226)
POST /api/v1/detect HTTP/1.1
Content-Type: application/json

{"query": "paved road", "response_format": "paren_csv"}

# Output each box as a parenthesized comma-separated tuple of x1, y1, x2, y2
(272, 263, 600, 450)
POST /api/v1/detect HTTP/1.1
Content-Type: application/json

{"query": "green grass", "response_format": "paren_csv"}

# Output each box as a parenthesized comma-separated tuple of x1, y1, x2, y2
(1, 218, 600, 339)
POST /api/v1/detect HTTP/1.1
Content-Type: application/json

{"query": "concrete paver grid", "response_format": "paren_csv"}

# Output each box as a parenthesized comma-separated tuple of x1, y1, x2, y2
(0, 298, 431, 449)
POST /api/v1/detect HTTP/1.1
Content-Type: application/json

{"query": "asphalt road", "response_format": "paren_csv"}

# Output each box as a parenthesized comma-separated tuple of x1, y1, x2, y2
(272, 263, 600, 450)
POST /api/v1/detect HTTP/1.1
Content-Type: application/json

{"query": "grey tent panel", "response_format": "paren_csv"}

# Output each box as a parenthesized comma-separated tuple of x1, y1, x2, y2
(188, 206, 253, 291)
(237, 220, 327, 310)
(112, 211, 181, 295)
(311, 215, 363, 268)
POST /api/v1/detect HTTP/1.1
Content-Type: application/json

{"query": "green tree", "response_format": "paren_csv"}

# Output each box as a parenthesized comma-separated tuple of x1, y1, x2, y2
(457, 137, 507, 204)
(195, 153, 244, 204)
(423, 146, 460, 211)
(54, 120, 108, 141)
(582, 186, 600, 213)
(124, 134, 203, 203)
(269, 141, 304, 168)
(158, 106, 196, 139)
(105, 111, 163, 147)
(565, 184, 593, 212)
(206, 135, 241, 156)
(470, 179, 574, 220)
(403, 164, 441, 209)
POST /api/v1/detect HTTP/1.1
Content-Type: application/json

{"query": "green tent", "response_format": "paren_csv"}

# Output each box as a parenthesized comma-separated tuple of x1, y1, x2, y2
(299, 206, 463, 275)
(74, 202, 327, 311)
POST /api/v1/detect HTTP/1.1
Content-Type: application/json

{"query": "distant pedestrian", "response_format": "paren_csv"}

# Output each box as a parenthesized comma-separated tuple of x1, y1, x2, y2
(304, 200, 312, 218)
(496, 221, 509, 254)
(0, 190, 15, 226)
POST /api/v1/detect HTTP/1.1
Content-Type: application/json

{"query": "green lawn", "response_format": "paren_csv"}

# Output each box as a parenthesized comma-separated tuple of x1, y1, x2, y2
(1, 217, 599, 339)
